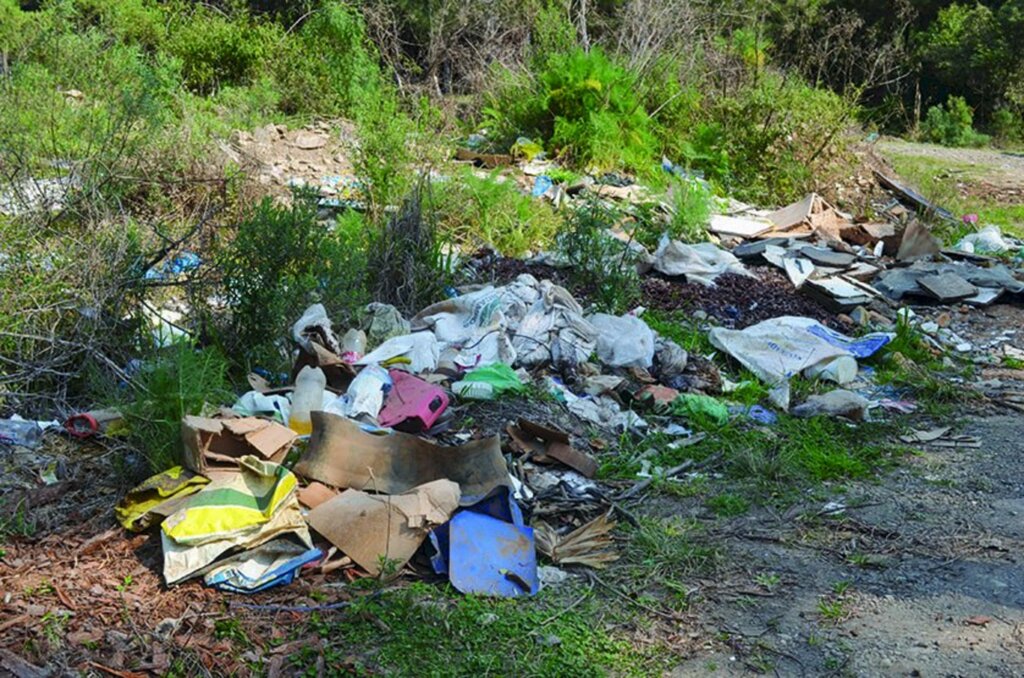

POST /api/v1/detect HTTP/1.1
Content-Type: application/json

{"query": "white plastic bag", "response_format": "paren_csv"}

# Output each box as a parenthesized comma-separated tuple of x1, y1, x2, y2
(587, 313, 655, 368)
(652, 235, 751, 285)
(356, 332, 439, 374)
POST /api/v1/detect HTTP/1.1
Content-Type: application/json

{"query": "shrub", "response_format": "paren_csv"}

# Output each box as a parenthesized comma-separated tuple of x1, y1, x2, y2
(120, 342, 233, 473)
(367, 181, 453, 316)
(666, 176, 713, 243)
(992, 108, 1023, 146)
(484, 47, 657, 171)
(555, 199, 640, 313)
(275, 1, 382, 116)
(921, 95, 990, 147)
(165, 5, 279, 93)
(434, 169, 562, 256)
(215, 190, 369, 371)
(352, 89, 414, 220)
(712, 74, 852, 203)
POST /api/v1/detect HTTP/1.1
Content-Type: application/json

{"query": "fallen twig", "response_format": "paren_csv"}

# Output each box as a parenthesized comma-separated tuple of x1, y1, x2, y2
(616, 449, 720, 501)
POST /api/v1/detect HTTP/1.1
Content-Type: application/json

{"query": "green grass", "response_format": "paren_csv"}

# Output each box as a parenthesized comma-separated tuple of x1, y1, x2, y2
(644, 310, 715, 355)
(884, 151, 1024, 239)
(288, 583, 656, 677)
(706, 492, 751, 517)
(434, 168, 563, 256)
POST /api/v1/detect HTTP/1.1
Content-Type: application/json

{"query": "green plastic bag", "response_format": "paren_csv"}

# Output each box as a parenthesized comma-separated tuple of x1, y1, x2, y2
(460, 363, 526, 398)
(670, 393, 730, 427)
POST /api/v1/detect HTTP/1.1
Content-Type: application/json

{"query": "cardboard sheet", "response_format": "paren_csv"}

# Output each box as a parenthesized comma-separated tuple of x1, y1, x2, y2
(181, 416, 297, 474)
(709, 214, 773, 238)
(295, 412, 510, 502)
(306, 479, 460, 575)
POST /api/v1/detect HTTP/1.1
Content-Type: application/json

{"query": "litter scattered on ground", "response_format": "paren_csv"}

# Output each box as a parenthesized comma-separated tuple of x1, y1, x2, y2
(5, 133, 1023, 632)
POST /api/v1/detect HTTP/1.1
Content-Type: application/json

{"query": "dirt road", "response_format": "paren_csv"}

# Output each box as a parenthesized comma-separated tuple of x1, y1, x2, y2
(672, 413, 1024, 676)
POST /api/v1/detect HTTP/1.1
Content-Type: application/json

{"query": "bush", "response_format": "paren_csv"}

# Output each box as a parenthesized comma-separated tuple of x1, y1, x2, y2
(484, 47, 657, 171)
(992, 108, 1024, 146)
(275, 1, 382, 116)
(367, 181, 453, 316)
(165, 6, 279, 93)
(555, 199, 640, 313)
(434, 169, 562, 256)
(215, 190, 369, 371)
(921, 95, 990, 147)
(120, 342, 233, 473)
(666, 176, 713, 243)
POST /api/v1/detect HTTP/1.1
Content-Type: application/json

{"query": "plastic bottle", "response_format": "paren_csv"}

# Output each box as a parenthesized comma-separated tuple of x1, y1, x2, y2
(340, 328, 367, 363)
(288, 366, 326, 435)
(0, 418, 43, 448)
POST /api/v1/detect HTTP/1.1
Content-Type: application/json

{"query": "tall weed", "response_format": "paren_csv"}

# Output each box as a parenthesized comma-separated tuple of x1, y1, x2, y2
(120, 342, 233, 473)
(485, 47, 657, 171)
(215, 190, 369, 371)
(555, 199, 639, 313)
(434, 169, 561, 256)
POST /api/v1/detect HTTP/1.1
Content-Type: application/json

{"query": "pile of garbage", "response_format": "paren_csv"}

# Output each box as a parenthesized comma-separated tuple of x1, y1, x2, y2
(71, 258, 901, 599)
(5, 134, 1023, 605)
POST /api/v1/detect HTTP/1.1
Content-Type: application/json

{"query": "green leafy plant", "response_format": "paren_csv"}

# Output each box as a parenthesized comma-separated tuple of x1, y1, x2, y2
(992, 108, 1024, 147)
(367, 181, 453, 315)
(275, 1, 382, 116)
(555, 199, 640, 313)
(666, 177, 713, 242)
(215, 190, 369, 370)
(434, 168, 561, 256)
(121, 342, 233, 473)
(485, 46, 656, 171)
(922, 95, 990, 148)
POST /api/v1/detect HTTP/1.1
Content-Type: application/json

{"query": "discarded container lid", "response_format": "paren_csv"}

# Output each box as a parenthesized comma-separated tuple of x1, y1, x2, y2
(448, 511, 538, 597)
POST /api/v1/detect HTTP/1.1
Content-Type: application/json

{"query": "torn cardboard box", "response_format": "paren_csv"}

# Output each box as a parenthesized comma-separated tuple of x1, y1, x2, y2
(181, 416, 297, 474)
(295, 412, 510, 501)
(506, 418, 598, 478)
(306, 479, 460, 575)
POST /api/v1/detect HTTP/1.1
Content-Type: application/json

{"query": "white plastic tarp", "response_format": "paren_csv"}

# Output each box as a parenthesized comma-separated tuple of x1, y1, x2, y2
(652, 236, 751, 286)
(709, 316, 891, 410)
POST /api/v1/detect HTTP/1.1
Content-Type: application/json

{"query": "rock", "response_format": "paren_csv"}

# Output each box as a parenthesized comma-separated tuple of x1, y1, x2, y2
(936, 312, 952, 328)
(850, 306, 869, 326)
(791, 389, 869, 421)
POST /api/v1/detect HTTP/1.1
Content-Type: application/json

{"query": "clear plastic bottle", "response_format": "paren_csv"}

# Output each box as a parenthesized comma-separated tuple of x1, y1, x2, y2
(0, 418, 43, 448)
(340, 328, 367, 363)
(288, 366, 326, 435)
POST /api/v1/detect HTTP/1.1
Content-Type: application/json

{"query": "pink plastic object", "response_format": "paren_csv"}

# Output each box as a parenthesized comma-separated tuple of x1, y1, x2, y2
(378, 370, 449, 432)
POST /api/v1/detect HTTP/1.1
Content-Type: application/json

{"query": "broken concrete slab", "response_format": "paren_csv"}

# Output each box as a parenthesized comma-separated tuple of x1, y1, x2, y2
(917, 272, 979, 302)
(799, 246, 855, 268)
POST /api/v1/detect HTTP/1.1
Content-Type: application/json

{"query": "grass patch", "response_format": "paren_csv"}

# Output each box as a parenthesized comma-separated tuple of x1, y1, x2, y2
(644, 310, 714, 356)
(706, 492, 751, 517)
(434, 168, 562, 257)
(292, 583, 655, 677)
(884, 149, 1024, 238)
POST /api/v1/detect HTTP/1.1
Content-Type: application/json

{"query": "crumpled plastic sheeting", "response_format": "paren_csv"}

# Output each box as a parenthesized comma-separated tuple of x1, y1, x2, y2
(709, 316, 890, 411)
(291, 304, 340, 355)
(204, 540, 322, 593)
(364, 302, 411, 347)
(509, 276, 596, 369)
(114, 466, 209, 532)
(652, 235, 752, 286)
(161, 456, 311, 584)
(356, 332, 440, 373)
(412, 286, 519, 367)
(545, 377, 647, 433)
(413, 275, 596, 370)
(587, 313, 655, 368)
